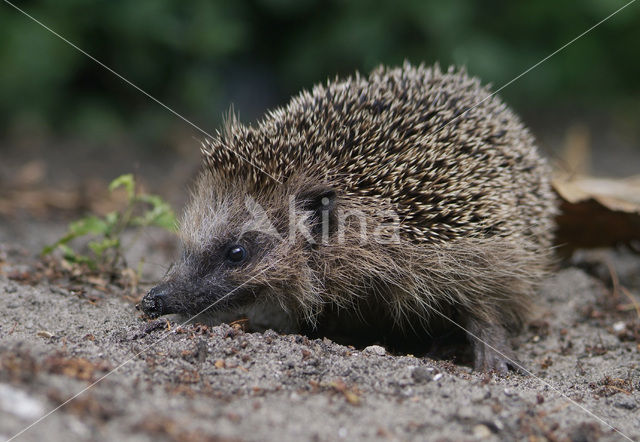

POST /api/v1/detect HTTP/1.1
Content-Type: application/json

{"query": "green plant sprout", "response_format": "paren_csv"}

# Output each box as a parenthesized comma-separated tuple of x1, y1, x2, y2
(42, 174, 177, 272)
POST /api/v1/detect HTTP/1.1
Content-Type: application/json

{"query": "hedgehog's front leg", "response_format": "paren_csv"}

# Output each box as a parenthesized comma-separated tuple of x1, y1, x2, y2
(466, 318, 525, 375)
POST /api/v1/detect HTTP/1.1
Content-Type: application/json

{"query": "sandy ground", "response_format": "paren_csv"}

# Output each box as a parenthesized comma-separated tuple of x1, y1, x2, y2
(0, 223, 639, 442)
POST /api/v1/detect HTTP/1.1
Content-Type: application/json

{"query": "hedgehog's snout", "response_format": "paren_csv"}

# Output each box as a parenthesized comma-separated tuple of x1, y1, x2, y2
(140, 284, 170, 318)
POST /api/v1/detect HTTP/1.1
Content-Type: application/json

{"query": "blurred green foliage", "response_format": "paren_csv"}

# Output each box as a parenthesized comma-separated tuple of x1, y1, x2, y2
(1, 0, 638, 145)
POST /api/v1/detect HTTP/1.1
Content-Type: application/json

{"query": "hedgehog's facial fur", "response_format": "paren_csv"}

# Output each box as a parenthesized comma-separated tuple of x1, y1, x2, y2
(141, 171, 340, 321)
(144, 230, 278, 319)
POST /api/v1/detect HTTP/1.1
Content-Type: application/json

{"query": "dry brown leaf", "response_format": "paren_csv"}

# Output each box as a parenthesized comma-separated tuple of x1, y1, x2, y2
(328, 379, 361, 406)
(86, 276, 108, 289)
(553, 174, 640, 253)
(45, 356, 109, 381)
(554, 175, 640, 211)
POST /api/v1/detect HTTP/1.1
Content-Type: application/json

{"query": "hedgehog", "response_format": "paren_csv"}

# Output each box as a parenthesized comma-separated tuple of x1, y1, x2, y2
(140, 62, 557, 373)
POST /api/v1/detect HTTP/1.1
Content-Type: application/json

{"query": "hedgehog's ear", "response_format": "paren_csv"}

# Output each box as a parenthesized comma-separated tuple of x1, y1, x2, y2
(299, 185, 336, 214)
(298, 185, 337, 240)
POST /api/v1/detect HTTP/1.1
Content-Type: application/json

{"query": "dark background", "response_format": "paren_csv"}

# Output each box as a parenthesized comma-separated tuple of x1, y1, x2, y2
(1, 0, 639, 215)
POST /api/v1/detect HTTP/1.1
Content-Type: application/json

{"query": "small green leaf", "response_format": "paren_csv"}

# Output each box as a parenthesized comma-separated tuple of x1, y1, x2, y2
(69, 216, 109, 236)
(104, 211, 119, 226)
(151, 211, 178, 231)
(88, 238, 120, 257)
(135, 194, 164, 207)
(59, 243, 78, 260)
(109, 174, 135, 200)
(58, 244, 95, 268)
(41, 216, 106, 256)
(133, 193, 177, 230)
(41, 236, 72, 256)
(41, 244, 56, 256)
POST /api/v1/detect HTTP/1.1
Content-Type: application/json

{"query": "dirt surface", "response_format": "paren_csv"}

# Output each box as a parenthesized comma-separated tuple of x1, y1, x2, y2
(1, 225, 640, 441)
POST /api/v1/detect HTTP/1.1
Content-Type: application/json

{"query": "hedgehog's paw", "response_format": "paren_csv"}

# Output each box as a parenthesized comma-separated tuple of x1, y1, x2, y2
(466, 319, 526, 375)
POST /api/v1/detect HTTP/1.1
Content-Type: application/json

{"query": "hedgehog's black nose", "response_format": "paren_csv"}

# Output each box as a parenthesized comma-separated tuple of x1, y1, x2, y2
(140, 285, 168, 318)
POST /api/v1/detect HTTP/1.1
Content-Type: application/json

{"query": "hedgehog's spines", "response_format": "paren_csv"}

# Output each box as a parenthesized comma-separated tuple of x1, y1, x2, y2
(193, 62, 556, 347)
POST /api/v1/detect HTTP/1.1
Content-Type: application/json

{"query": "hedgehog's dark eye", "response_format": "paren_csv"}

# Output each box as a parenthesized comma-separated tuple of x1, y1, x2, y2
(226, 245, 248, 264)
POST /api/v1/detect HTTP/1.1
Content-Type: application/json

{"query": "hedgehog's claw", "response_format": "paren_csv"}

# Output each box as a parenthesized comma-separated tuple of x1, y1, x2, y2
(466, 320, 527, 375)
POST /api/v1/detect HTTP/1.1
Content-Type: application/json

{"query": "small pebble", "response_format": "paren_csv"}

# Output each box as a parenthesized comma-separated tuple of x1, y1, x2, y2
(612, 321, 626, 333)
(614, 398, 636, 410)
(472, 424, 492, 438)
(483, 419, 503, 432)
(411, 367, 433, 383)
(0, 384, 45, 420)
(363, 345, 386, 356)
